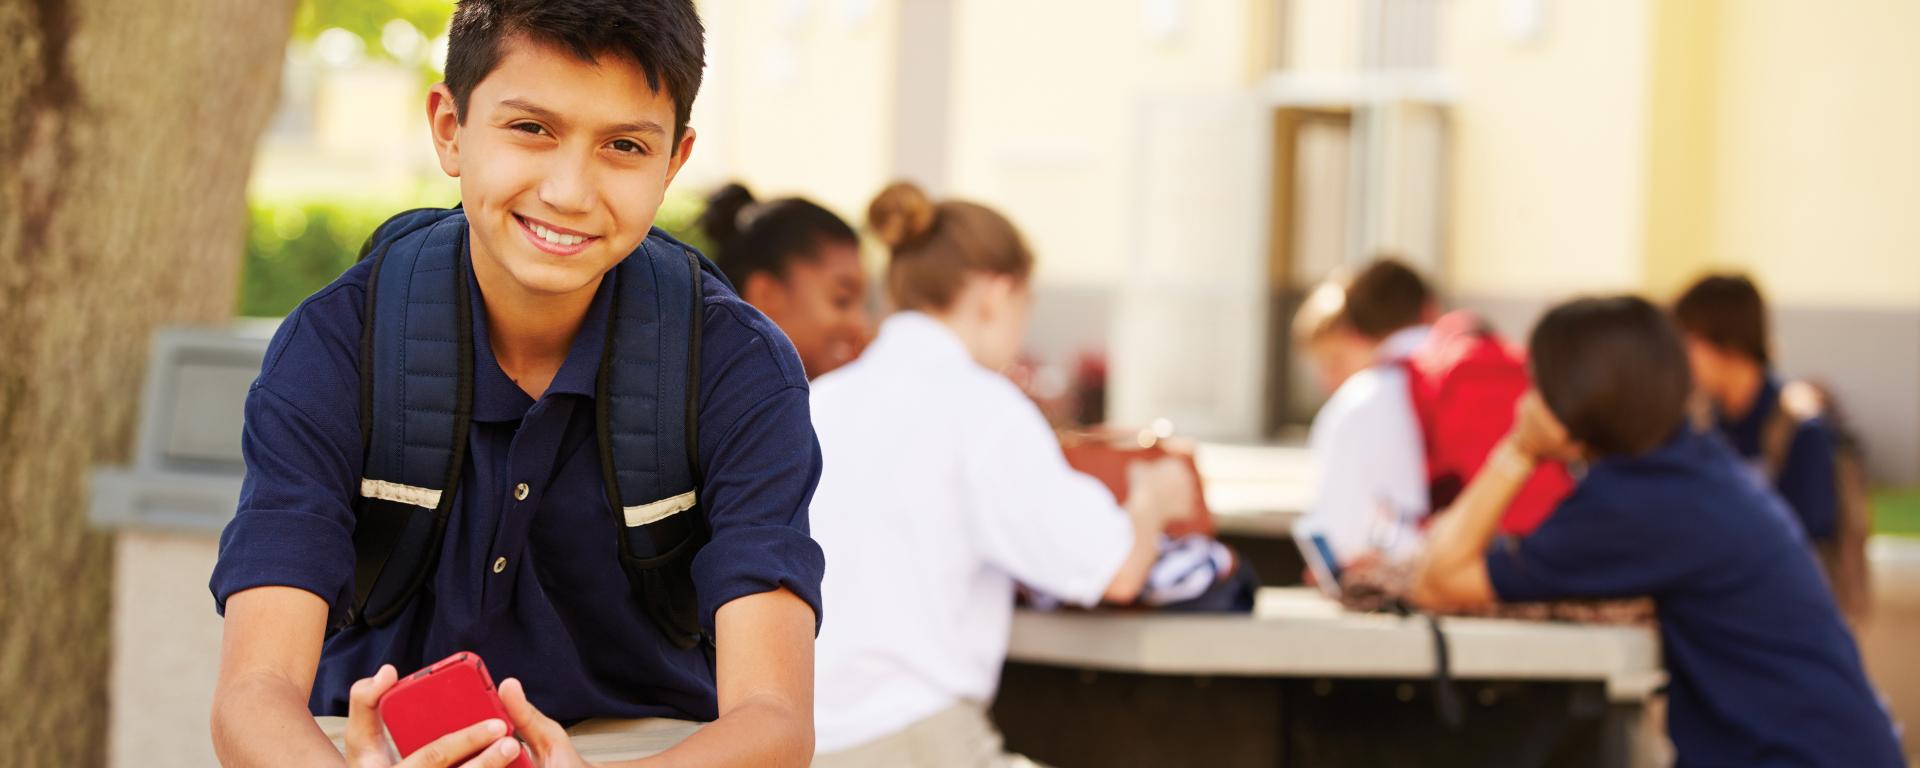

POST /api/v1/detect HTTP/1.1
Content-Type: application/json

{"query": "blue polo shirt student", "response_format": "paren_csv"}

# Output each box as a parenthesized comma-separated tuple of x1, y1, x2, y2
(210, 247, 824, 722)
(1674, 274, 1840, 541)
(209, 3, 826, 766)
(1413, 297, 1901, 768)
(1713, 376, 1839, 537)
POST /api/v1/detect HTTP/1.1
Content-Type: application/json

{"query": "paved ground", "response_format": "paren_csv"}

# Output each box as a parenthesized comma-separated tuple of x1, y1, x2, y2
(1860, 537, 1920, 762)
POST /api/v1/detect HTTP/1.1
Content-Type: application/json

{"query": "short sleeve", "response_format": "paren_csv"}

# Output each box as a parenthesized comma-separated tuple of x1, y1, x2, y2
(209, 289, 367, 623)
(958, 381, 1133, 607)
(1776, 421, 1839, 540)
(688, 300, 827, 635)
(1484, 486, 1710, 603)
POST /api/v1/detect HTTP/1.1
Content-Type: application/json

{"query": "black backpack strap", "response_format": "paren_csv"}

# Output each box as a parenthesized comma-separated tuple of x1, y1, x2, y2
(346, 209, 474, 629)
(598, 228, 709, 649)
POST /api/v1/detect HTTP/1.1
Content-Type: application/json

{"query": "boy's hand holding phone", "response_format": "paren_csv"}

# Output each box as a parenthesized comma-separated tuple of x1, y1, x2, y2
(345, 664, 526, 768)
(343, 652, 596, 768)
(496, 676, 595, 768)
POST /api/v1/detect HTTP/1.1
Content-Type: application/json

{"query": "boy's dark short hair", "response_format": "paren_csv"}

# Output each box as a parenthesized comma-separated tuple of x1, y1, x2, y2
(1342, 258, 1432, 340)
(444, 0, 705, 144)
(1672, 274, 1770, 366)
(1529, 296, 1693, 457)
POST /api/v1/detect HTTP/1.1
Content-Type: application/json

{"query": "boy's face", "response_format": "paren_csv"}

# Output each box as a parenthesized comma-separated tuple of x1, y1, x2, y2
(1304, 329, 1376, 395)
(1682, 334, 1748, 403)
(428, 35, 696, 301)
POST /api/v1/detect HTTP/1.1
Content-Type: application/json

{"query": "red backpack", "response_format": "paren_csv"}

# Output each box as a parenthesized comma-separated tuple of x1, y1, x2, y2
(1403, 311, 1573, 536)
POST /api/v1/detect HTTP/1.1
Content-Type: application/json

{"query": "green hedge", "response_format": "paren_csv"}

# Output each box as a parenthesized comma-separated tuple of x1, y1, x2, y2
(239, 200, 399, 317)
(239, 194, 713, 318)
(1878, 488, 1920, 538)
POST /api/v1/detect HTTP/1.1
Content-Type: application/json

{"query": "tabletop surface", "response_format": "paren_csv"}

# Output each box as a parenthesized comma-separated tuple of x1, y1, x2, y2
(1007, 588, 1664, 701)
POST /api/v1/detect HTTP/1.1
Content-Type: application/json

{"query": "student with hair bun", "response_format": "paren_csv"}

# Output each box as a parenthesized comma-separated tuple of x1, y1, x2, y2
(806, 181, 1210, 765)
(698, 182, 872, 378)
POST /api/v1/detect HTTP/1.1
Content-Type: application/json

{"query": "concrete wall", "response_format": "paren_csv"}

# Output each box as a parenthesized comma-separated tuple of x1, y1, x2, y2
(109, 531, 224, 768)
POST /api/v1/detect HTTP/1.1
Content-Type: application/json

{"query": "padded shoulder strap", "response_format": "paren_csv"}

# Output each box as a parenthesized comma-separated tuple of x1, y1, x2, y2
(598, 228, 710, 649)
(348, 208, 474, 628)
(601, 228, 702, 516)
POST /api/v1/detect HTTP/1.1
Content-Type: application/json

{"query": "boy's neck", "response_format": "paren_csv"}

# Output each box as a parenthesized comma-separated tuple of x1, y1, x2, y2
(470, 242, 600, 400)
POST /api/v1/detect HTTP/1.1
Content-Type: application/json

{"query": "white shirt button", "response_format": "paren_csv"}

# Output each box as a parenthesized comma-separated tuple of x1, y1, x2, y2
(492, 556, 508, 574)
(513, 483, 530, 501)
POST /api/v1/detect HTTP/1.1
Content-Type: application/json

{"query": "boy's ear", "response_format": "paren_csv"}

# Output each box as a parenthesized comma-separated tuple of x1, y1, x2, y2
(664, 125, 698, 187)
(427, 84, 463, 178)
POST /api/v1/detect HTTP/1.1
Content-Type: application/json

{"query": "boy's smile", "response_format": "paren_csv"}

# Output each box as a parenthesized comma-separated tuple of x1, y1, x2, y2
(515, 212, 601, 256)
(427, 33, 696, 302)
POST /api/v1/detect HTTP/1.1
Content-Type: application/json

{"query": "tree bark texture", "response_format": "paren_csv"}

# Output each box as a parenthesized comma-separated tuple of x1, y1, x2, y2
(0, 0, 296, 762)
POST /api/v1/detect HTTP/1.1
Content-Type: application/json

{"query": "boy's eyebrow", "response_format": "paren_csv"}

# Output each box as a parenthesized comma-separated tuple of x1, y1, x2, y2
(497, 98, 667, 138)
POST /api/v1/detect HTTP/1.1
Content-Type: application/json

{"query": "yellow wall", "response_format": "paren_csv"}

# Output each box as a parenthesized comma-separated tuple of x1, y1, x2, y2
(944, 0, 1263, 287)
(688, 0, 897, 222)
(694, 0, 1920, 309)
(1440, 0, 1655, 299)
(1711, 0, 1920, 308)
(1640, 0, 1721, 300)
(1445, 0, 1920, 309)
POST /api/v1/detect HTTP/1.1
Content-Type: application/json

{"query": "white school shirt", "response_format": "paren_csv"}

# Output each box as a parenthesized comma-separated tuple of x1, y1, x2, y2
(807, 312, 1134, 753)
(1302, 326, 1431, 563)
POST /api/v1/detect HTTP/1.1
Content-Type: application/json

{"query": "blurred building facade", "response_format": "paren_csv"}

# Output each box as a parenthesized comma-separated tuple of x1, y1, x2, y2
(250, 1, 1920, 483)
(688, 0, 1920, 485)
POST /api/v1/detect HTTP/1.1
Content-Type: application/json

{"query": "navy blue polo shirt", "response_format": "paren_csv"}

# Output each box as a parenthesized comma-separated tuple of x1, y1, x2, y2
(1486, 428, 1900, 767)
(210, 236, 826, 724)
(1715, 375, 1839, 541)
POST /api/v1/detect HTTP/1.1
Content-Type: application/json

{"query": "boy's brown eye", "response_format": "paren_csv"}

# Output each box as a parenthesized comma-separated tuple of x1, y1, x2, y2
(610, 139, 643, 154)
(511, 122, 545, 135)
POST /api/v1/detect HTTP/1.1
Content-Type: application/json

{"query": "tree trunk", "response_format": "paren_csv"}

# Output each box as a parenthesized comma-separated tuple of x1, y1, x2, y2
(0, 0, 296, 763)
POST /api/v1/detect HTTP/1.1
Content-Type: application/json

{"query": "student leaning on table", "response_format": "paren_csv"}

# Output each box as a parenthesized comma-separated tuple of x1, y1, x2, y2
(804, 181, 1201, 767)
(208, 2, 824, 765)
(1411, 296, 1902, 768)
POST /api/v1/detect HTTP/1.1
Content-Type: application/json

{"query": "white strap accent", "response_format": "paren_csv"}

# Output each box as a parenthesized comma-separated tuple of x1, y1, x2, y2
(623, 490, 697, 528)
(359, 478, 442, 510)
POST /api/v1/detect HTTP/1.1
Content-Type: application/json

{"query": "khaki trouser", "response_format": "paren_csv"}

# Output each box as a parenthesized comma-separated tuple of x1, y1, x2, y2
(811, 702, 1047, 768)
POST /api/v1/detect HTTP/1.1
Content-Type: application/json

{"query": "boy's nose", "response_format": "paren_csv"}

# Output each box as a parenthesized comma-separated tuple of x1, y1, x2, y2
(537, 156, 595, 215)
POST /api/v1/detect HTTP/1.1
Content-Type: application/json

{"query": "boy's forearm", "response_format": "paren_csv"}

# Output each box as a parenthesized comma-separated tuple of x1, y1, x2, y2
(615, 695, 811, 768)
(1418, 440, 1533, 590)
(212, 673, 343, 768)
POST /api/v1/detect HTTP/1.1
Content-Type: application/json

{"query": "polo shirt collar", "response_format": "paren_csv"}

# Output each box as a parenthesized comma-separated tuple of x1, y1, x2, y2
(467, 262, 615, 422)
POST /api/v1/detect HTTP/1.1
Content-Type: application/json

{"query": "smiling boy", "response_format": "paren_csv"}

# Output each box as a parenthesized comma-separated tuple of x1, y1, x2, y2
(209, 2, 825, 766)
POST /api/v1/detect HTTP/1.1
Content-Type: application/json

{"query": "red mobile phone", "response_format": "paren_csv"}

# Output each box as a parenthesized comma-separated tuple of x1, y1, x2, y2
(378, 652, 535, 768)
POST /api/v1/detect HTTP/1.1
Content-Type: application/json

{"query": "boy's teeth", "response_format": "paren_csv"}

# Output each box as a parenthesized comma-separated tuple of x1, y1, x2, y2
(527, 220, 585, 247)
